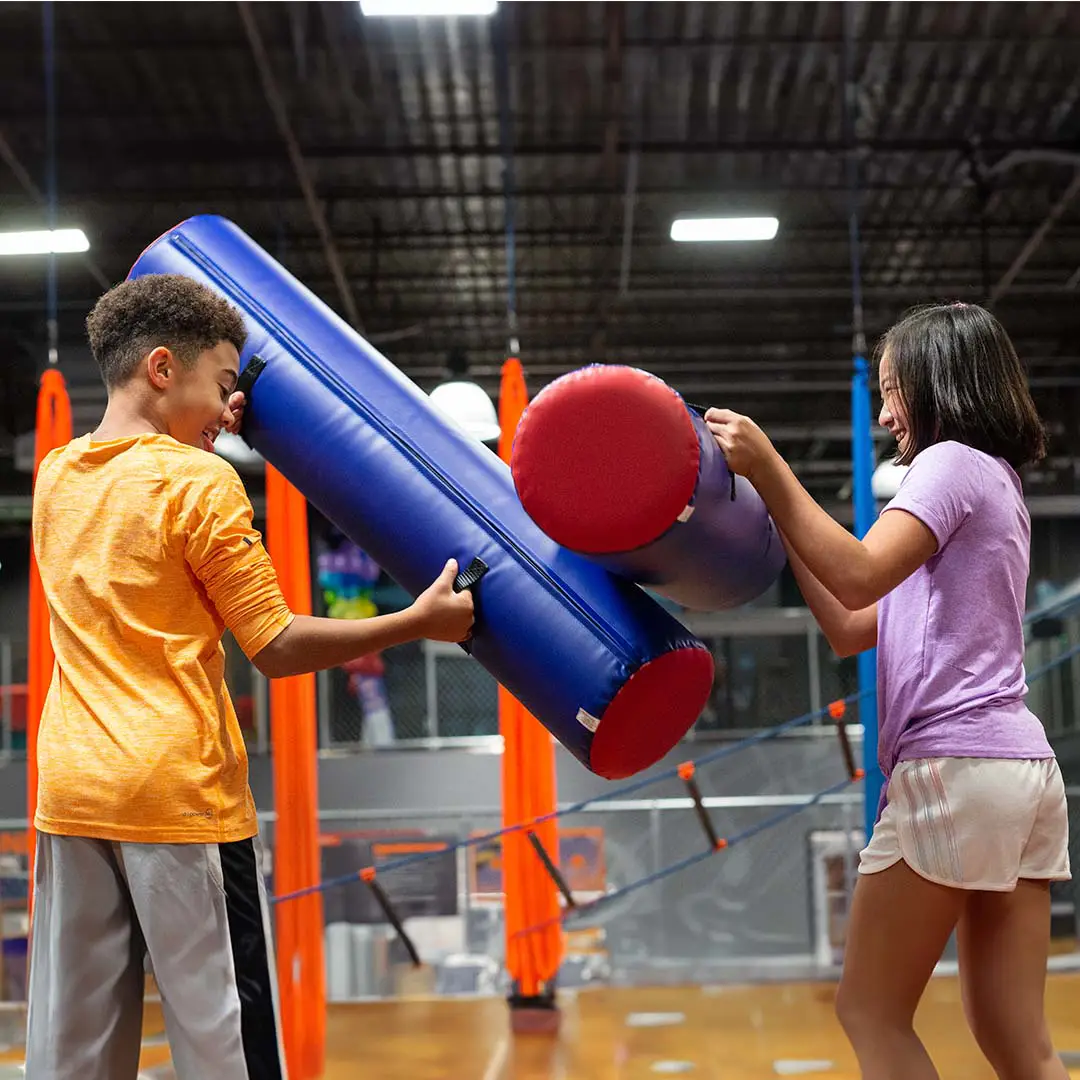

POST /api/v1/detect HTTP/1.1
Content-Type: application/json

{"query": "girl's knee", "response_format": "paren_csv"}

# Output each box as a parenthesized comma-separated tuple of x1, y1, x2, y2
(835, 981, 877, 1040)
(965, 999, 1057, 1079)
(835, 979, 915, 1043)
(972, 1027, 1058, 1080)
(834, 983, 858, 1033)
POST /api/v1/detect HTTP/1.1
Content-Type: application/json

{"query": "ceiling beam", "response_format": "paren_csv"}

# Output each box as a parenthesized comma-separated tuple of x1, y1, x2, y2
(76, 225, 1072, 251)
(22, 181, 1079, 202)
(18, 137, 1080, 165)
(199, 280, 1080, 303)
(1, 31, 1079, 55)
(990, 170, 1080, 304)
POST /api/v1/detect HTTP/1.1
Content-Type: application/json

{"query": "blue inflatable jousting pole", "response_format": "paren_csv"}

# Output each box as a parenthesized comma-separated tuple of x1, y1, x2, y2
(129, 216, 714, 780)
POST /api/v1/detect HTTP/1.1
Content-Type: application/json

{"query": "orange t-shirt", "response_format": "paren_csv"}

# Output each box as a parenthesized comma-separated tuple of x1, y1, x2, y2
(31, 432, 295, 844)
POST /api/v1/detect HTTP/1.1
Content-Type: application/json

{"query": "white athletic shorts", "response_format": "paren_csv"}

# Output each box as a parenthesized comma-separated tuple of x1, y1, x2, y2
(859, 757, 1071, 891)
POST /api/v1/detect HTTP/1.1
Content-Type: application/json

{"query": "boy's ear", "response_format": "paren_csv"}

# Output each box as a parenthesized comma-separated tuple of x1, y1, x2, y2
(145, 346, 174, 391)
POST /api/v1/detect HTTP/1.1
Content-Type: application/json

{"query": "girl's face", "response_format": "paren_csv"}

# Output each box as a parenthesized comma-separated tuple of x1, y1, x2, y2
(877, 351, 910, 458)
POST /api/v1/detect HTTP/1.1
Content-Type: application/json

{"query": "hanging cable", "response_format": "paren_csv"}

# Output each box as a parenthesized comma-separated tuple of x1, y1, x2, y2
(493, 7, 518, 356)
(43, 0, 58, 366)
(841, 4, 880, 838)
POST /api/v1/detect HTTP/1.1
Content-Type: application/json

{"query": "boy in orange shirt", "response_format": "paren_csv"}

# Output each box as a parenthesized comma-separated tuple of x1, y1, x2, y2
(27, 273, 474, 1080)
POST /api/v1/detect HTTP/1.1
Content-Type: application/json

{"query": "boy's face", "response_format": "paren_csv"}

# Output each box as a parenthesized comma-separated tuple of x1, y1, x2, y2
(150, 341, 241, 452)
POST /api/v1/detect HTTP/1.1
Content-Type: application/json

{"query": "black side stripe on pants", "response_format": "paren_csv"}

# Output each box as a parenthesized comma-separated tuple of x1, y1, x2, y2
(220, 838, 284, 1080)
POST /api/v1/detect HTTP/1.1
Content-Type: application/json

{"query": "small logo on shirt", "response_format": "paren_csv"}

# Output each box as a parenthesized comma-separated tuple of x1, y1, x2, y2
(181, 809, 215, 819)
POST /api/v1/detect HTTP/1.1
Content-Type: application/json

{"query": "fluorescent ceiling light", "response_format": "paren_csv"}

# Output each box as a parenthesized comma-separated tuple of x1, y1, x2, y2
(0, 228, 90, 256)
(360, 0, 497, 16)
(670, 217, 779, 243)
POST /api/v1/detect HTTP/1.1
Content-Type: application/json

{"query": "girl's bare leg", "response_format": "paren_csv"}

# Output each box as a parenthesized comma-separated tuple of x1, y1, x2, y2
(836, 860, 966, 1079)
(957, 879, 1067, 1080)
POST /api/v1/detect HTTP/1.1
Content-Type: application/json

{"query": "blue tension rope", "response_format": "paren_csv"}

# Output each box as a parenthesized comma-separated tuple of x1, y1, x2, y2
(1026, 640, 1080, 683)
(268, 629, 1077, 960)
(271, 688, 872, 907)
(539, 774, 859, 932)
(271, 630, 1080, 911)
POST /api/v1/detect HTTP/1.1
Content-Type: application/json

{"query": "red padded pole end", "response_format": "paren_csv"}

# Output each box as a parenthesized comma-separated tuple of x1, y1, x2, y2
(511, 365, 701, 554)
(589, 645, 714, 779)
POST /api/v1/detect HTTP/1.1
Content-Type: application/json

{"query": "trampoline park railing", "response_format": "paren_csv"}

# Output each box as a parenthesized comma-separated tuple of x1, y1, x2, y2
(0, 634, 1075, 999)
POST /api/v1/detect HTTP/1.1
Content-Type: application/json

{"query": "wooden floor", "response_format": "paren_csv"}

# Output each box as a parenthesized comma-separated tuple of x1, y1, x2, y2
(317, 975, 1080, 1080)
(6, 971, 1080, 1078)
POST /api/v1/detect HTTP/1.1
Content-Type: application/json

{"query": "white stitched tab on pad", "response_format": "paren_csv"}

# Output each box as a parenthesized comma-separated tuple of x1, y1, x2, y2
(576, 708, 600, 732)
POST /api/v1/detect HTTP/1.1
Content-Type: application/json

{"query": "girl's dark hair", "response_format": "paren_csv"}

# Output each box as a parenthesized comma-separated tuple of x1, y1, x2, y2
(873, 302, 1046, 469)
(86, 273, 247, 390)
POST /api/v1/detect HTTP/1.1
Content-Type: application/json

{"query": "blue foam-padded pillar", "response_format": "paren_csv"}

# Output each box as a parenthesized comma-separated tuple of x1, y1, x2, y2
(128, 215, 715, 780)
(851, 356, 881, 838)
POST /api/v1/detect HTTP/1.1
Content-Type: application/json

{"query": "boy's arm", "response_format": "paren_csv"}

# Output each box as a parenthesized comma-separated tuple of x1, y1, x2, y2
(252, 559, 473, 679)
(181, 459, 473, 676)
(781, 531, 877, 658)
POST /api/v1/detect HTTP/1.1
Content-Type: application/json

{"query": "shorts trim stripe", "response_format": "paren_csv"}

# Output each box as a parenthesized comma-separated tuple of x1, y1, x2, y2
(220, 838, 285, 1080)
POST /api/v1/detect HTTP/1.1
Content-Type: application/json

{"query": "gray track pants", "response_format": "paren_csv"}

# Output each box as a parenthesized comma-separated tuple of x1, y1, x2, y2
(25, 832, 287, 1080)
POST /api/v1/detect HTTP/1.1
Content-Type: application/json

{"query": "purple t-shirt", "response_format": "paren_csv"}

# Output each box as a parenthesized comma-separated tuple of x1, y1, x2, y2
(876, 440, 1052, 795)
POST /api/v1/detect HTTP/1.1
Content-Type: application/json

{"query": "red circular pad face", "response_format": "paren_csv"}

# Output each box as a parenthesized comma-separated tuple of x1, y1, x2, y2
(590, 645, 715, 780)
(511, 366, 700, 554)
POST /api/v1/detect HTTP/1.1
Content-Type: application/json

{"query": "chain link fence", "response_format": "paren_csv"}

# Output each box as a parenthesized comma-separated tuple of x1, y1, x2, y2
(5, 604, 1080, 758)
(318, 639, 501, 746)
(315, 608, 858, 749)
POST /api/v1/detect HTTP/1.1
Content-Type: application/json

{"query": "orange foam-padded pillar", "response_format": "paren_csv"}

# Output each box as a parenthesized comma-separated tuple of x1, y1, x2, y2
(265, 465, 325, 1079)
(26, 368, 72, 917)
(498, 358, 564, 1029)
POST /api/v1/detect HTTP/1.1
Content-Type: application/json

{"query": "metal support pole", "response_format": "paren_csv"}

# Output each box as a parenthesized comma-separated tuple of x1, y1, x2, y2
(315, 667, 331, 750)
(0, 638, 11, 756)
(806, 623, 822, 723)
(424, 642, 439, 738)
(253, 665, 270, 755)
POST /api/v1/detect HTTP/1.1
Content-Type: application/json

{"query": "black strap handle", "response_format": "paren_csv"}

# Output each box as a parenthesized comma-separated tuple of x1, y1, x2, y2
(233, 354, 267, 445)
(452, 556, 488, 654)
(235, 353, 267, 400)
(453, 556, 488, 594)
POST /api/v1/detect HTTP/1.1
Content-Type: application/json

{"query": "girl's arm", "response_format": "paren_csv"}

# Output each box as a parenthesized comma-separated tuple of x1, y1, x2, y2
(781, 532, 877, 657)
(708, 410, 937, 610)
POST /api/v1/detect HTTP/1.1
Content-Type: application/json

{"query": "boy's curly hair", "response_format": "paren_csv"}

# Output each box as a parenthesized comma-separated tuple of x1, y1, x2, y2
(86, 274, 247, 389)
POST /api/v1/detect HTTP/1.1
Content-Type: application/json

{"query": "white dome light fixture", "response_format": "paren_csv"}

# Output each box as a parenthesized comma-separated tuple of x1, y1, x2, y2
(871, 459, 909, 501)
(214, 430, 266, 473)
(429, 380, 501, 444)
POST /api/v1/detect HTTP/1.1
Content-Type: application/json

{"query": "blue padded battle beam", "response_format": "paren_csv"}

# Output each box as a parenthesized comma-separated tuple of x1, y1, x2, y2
(129, 216, 714, 779)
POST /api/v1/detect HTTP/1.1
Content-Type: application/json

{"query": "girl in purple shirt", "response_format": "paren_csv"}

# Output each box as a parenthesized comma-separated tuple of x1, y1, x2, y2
(707, 303, 1069, 1080)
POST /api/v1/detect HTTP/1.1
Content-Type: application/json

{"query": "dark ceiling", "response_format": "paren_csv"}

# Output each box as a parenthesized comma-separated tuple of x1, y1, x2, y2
(1, 0, 1079, 504)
